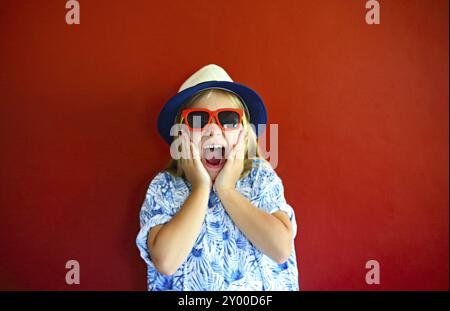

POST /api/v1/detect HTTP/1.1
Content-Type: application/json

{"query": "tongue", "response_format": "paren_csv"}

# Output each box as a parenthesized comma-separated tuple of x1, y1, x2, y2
(206, 158, 221, 165)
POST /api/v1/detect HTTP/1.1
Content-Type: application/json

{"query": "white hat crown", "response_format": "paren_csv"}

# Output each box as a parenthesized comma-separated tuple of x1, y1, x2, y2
(178, 64, 233, 92)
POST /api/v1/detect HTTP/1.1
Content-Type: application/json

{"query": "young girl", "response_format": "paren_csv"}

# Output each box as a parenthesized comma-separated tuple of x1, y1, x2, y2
(136, 64, 299, 291)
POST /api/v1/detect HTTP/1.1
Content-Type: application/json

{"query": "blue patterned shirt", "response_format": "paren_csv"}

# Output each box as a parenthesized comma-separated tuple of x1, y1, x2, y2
(136, 159, 299, 291)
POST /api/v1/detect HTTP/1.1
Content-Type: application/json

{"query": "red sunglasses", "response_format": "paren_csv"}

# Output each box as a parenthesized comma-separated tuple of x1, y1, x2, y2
(180, 108, 244, 131)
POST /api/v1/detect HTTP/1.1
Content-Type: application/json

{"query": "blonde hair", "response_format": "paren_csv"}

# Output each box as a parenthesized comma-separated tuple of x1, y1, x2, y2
(165, 88, 270, 180)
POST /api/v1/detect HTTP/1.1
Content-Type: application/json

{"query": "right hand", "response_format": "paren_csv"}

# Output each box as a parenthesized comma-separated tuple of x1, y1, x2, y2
(179, 133, 212, 191)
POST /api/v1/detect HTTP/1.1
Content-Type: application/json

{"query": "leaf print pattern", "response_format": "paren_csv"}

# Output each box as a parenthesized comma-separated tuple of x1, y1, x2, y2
(136, 158, 299, 291)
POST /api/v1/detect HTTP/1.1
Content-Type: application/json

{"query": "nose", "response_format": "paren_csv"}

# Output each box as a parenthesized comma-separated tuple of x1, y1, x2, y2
(203, 117, 223, 137)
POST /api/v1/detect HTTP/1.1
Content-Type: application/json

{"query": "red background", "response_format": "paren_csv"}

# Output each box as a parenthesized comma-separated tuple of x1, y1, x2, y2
(0, 0, 448, 290)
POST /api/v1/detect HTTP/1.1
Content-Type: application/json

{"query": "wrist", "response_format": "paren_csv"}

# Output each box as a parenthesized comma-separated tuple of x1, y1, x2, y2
(192, 184, 211, 193)
(215, 184, 236, 195)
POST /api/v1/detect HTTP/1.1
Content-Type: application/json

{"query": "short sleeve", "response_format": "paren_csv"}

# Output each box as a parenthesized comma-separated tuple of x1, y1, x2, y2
(136, 171, 176, 266)
(250, 164, 298, 239)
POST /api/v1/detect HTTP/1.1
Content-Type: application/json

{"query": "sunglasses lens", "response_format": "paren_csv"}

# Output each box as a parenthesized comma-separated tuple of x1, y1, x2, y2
(187, 111, 209, 129)
(218, 111, 241, 129)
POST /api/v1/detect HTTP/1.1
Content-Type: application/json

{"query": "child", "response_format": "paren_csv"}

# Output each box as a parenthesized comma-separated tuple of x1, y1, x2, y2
(136, 64, 299, 291)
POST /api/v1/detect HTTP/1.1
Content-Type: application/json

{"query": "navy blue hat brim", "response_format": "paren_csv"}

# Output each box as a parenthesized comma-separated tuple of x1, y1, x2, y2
(157, 81, 267, 144)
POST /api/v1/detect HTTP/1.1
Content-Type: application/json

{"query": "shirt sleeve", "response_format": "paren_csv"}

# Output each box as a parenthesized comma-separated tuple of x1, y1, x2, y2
(250, 164, 298, 239)
(136, 171, 176, 266)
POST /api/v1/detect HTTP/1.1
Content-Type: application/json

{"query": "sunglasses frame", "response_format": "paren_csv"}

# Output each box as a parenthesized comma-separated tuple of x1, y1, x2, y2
(180, 108, 244, 131)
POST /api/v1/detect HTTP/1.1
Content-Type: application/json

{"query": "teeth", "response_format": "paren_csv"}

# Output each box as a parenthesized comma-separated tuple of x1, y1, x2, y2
(203, 144, 224, 149)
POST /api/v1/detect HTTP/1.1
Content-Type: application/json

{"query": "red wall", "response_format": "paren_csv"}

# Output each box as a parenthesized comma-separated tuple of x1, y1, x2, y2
(0, 0, 448, 290)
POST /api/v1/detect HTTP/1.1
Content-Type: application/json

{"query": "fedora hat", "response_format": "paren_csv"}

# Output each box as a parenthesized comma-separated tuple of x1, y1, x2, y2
(157, 64, 267, 144)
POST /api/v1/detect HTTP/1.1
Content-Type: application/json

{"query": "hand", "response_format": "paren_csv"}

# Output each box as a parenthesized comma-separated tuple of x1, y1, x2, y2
(214, 129, 246, 192)
(179, 133, 212, 191)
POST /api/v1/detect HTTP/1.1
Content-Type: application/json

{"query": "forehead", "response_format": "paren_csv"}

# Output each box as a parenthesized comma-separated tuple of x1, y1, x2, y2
(190, 90, 240, 110)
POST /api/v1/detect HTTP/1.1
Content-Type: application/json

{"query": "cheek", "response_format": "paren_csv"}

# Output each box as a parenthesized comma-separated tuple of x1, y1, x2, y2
(224, 131, 239, 145)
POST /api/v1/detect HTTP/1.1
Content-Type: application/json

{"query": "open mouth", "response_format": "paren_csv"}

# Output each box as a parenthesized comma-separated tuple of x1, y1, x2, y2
(202, 143, 226, 169)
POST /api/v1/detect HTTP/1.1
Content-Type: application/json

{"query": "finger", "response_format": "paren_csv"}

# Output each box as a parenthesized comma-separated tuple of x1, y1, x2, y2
(236, 130, 245, 159)
(191, 136, 202, 158)
(238, 129, 245, 146)
(181, 133, 192, 159)
(226, 132, 240, 159)
(232, 129, 243, 147)
(226, 141, 237, 160)
(179, 156, 185, 173)
(179, 134, 187, 159)
(190, 141, 201, 160)
(237, 146, 245, 161)
(229, 130, 243, 160)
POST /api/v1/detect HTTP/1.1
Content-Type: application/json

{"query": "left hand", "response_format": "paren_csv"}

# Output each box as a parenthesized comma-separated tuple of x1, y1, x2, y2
(214, 129, 246, 192)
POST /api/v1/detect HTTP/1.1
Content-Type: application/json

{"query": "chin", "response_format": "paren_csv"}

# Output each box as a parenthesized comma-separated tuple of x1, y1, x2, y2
(201, 158, 223, 182)
(208, 171, 219, 181)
